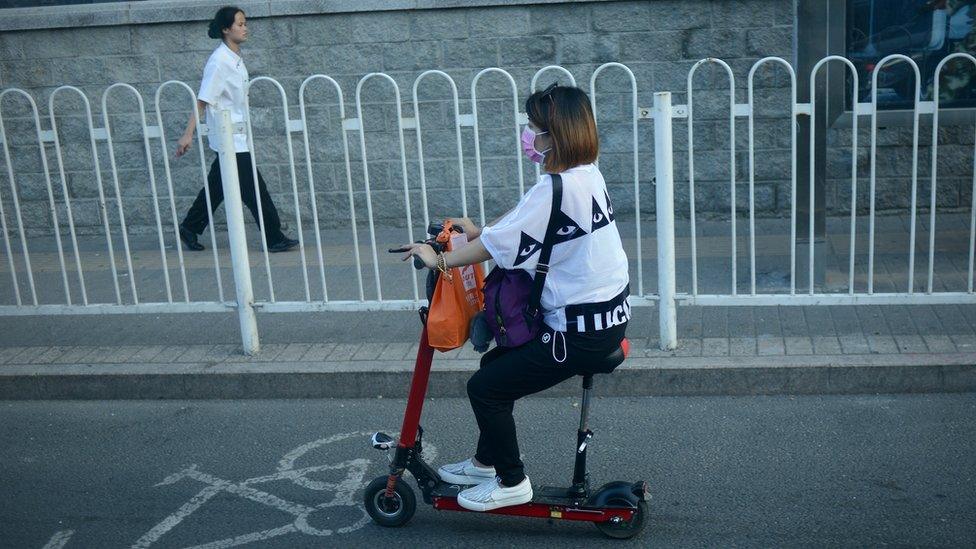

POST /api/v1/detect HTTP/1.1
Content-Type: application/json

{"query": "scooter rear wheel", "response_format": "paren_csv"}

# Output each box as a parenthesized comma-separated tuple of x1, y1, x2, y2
(594, 499, 647, 539)
(364, 476, 417, 527)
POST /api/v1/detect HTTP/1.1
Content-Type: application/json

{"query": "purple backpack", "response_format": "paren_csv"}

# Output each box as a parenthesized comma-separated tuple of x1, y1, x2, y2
(482, 175, 563, 348)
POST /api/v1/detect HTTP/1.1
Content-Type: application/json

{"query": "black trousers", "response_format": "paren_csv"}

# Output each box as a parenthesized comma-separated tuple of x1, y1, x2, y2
(182, 152, 285, 244)
(467, 322, 626, 487)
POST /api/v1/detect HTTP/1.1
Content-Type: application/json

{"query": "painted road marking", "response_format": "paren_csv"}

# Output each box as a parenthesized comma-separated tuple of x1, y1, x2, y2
(41, 530, 75, 549)
(124, 430, 435, 548)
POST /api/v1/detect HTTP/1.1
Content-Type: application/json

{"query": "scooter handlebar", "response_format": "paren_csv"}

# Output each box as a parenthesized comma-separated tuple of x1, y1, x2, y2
(387, 223, 464, 271)
(387, 246, 427, 270)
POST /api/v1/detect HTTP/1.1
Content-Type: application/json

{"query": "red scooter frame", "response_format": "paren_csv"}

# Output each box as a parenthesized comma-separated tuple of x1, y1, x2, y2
(363, 303, 649, 539)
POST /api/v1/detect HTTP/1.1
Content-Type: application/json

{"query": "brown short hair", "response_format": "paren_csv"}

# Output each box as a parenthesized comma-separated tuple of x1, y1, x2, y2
(525, 84, 599, 173)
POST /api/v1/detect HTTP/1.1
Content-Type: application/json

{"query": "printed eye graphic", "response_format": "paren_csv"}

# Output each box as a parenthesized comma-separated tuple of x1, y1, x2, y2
(593, 213, 604, 224)
(556, 225, 577, 236)
(519, 243, 539, 256)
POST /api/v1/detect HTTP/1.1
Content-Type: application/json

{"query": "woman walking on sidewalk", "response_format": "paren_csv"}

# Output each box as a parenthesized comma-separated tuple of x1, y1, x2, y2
(174, 6, 298, 253)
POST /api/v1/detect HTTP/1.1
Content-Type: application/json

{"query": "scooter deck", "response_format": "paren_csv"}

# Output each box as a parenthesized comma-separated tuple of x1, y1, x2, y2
(428, 483, 636, 522)
(432, 483, 585, 505)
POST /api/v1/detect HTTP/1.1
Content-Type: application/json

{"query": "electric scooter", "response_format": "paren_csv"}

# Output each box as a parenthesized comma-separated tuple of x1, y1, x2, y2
(364, 224, 649, 539)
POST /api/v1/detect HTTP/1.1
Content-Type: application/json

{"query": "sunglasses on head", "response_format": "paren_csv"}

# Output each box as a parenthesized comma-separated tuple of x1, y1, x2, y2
(539, 81, 558, 100)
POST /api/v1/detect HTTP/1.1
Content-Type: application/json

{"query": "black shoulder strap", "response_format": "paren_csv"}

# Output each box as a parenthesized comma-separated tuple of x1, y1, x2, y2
(526, 174, 562, 317)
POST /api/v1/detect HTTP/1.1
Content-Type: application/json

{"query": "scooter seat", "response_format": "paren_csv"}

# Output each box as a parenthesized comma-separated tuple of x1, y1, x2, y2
(590, 338, 630, 374)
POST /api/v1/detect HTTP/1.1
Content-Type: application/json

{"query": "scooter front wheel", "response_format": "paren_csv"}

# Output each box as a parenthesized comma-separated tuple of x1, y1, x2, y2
(364, 476, 417, 527)
(594, 499, 647, 539)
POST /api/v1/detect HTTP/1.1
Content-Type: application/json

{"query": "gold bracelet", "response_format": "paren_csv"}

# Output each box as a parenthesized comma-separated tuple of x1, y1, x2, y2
(436, 252, 452, 280)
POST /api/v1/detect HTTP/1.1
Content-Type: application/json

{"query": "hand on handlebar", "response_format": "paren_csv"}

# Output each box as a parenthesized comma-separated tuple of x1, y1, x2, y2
(446, 217, 480, 240)
(388, 221, 464, 270)
(392, 242, 437, 270)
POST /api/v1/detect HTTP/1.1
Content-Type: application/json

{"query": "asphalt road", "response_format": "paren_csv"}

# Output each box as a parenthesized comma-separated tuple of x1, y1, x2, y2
(1, 393, 974, 548)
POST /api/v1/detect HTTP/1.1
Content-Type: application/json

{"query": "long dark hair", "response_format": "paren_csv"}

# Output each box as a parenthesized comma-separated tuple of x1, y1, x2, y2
(208, 6, 243, 40)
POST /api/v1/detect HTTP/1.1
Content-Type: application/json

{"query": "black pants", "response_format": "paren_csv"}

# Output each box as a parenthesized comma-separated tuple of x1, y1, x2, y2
(182, 152, 285, 244)
(467, 321, 626, 487)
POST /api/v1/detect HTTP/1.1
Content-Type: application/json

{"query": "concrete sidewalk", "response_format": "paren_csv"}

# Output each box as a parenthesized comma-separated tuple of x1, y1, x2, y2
(2, 213, 976, 399)
(1, 304, 975, 399)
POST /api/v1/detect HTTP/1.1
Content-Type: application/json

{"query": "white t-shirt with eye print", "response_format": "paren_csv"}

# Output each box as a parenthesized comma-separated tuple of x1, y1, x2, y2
(479, 163, 630, 332)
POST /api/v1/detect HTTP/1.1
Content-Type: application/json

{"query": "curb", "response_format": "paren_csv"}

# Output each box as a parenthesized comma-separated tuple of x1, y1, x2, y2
(1, 353, 974, 400)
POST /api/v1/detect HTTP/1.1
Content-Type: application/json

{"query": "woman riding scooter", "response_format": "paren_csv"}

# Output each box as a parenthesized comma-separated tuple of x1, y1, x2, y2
(398, 83, 631, 512)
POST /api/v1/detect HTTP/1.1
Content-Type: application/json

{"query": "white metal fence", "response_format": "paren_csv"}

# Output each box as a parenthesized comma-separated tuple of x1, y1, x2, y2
(1, 56, 975, 354)
(674, 53, 976, 310)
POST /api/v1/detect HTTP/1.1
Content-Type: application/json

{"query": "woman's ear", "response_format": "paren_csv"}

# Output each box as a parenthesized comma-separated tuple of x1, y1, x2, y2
(536, 131, 552, 150)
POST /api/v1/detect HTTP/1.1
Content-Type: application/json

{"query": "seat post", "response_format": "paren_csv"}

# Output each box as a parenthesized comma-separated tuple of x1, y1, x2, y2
(570, 375, 594, 498)
(578, 374, 593, 431)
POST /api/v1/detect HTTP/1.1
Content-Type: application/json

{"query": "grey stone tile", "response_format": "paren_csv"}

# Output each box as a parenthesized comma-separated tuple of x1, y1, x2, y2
(838, 335, 870, 354)
(52, 346, 97, 364)
(726, 308, 755, 337)
(676, 307, 703, 338)
(378, 343, 414, 361)
(729, 337, 757, 356)
(277, 343, 313, 362)
(201, 345, 240, 362)
(784, 337, 814, 355)
(300, 343, 337, 361)
(33, 346, 71, 364)
(828, 306, 861, 335)
(404, 344, 421, 361)
(702, 308, 729, 338)
(757, 336, 785, 356)
(857, 306, 890, 336)
(949, 334, 976, 352)
(7, 347, 51, 364)
(883, 306, 920, 335)
(0, 347, 27, 364)
(84, 346, 141, 363)
(643, 345, 675, 358)
(241, 344, 288, 362)
(128, 345, 166, 363)
(325, 343, 361, 361)
(174, 345, 215, 363)
(149, 346, 193, 363)
(893, 335, 927, 354)
(931, 305, 975, 335)
(753, 307, 782, 336)
(922, 335, 957, 354)
(777, 308, 807, 337)
(701, 337, 729, 356)
(909, 306, 945, 334)
(811, 336, 843, 355)
(803, 308, 835, 335)
(866, 335, 899, 354)
(673, 339, 702, 357)
(352, 343, 389, 361)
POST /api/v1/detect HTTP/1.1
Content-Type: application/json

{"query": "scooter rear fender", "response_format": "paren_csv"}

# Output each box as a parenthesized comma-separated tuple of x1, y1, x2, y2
(585, 480, 650, 508)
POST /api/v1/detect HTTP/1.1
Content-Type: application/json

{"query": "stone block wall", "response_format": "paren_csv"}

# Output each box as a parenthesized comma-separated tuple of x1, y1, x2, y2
(0, 0, 964, 236)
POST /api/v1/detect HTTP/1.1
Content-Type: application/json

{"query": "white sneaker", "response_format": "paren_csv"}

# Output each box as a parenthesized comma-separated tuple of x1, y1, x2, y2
(457, 476, 533, 512)
(438, 458, 497, 485)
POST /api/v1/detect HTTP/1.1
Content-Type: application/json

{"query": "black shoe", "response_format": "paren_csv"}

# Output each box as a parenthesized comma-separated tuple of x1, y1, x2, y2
(268, 237, 299, 253)
(179, 224, 205, 251)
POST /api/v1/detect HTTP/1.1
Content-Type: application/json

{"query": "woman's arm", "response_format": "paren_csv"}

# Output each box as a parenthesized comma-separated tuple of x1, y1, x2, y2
(398, 237, 492, 270)
(449, 208, 515, 240)
(444, 238, 491, 268)
(175, 99, 208, 158)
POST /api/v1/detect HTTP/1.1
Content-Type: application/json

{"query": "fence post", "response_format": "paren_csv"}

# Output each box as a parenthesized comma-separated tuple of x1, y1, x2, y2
(654, 92, 678, 350)
(217, 109, 260, 355)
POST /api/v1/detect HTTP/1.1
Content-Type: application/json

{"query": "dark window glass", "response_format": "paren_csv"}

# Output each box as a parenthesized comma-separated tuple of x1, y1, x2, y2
(848, 0, 976, 109)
